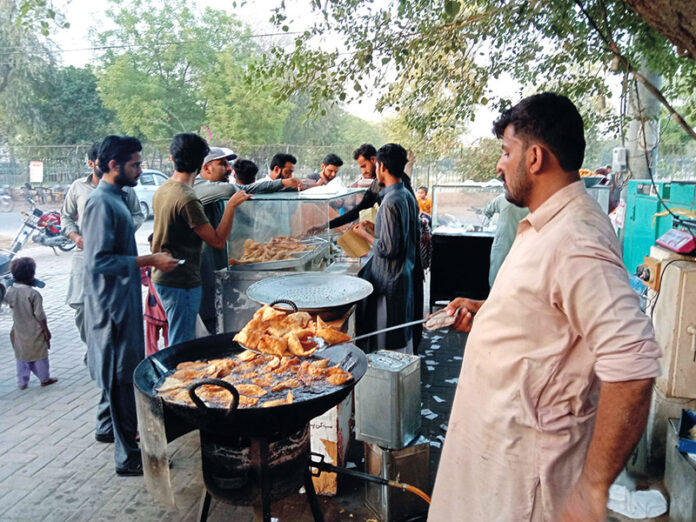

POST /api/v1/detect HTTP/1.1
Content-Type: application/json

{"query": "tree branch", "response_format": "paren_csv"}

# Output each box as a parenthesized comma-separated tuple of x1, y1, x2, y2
(574, 0, 696, 141)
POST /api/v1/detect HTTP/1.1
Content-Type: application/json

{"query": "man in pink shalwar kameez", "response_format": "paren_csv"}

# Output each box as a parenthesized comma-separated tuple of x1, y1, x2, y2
(429, 93, 661, 522)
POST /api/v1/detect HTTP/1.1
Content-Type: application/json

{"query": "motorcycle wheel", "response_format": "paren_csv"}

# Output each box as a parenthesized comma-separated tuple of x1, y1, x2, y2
(58, 240, 77, 252)
(0, 197, 13, 212)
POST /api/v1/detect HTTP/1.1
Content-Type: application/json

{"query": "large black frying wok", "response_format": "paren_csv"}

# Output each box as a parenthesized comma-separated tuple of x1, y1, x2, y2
(134, 332, 367, 439)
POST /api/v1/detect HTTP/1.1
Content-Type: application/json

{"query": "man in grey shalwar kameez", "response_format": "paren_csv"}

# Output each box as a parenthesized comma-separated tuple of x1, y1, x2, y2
(82, 135, 177, 475)
(62, 141, 144, 348)
(353, 143, 421, 354)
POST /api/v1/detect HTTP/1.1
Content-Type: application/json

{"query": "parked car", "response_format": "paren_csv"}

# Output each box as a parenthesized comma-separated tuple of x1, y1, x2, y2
(134, 169, 169, 218)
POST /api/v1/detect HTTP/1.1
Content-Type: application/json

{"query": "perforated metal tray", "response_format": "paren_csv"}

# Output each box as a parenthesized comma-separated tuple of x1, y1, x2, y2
(246, 272, 373, 312)
(227, 237, 326, 271)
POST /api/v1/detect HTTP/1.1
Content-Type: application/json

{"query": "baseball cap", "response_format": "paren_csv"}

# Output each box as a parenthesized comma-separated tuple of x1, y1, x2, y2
(203, 146, 237, 165)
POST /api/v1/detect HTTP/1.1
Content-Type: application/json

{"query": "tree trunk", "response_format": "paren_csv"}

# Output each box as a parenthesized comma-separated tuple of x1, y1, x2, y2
(624, 0, 696, 60)
(627, 67, 662, 180)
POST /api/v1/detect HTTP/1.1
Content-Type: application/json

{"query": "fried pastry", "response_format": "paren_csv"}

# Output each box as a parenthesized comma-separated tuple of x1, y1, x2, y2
(286, 332, 318, 357)
(234, 384, 268, 397)
(271, 378, 302, 392)
(315, 316, 351, 345)
(327, 373, 353, 386)
(262, 391, 294, 408)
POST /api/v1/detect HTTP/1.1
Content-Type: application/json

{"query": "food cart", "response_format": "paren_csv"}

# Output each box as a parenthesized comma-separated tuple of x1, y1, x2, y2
(214, 189, 366, 333)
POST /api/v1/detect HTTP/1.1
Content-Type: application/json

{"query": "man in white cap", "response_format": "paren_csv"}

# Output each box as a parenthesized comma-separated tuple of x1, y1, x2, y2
(152, 135, 251, 346)
(194, 147, 303, 333)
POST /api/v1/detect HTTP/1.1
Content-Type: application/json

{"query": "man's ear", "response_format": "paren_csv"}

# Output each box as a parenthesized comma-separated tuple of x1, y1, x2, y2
(108, 159, 119, 174)
(527, 144, 545, 176)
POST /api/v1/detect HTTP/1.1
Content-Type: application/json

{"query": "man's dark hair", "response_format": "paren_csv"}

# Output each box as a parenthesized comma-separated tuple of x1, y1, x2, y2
(353, 144, 376, 161)
(170, 133, 210, 174)
(87, 141, 101, 163)
(418, 186, 428, 194)
(492, 92, 585, 171)
(234, 159, 259, 185)
(376, 143, 408, 178)
(270, 153, 297, 172)
(98, 135, 142, 174)
(10, 257, 36, 285)
(322, 153, 343, 167)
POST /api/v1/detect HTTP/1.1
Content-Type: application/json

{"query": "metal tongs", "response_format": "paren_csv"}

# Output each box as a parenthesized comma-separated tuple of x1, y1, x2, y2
(348, 307, 462, 343)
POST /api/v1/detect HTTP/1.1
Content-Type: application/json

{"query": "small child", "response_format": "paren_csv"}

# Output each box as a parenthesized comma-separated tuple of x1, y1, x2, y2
(141, 234, 168, 356)
(3, 257, 57, 390)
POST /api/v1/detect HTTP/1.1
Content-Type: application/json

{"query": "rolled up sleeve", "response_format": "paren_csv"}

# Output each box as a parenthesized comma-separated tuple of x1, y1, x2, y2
(554, 239, 662, 382)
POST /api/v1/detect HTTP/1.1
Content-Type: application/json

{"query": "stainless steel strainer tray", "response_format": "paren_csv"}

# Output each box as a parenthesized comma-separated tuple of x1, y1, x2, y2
(228, 238, 325, 271)
(246, 273, 373, 311)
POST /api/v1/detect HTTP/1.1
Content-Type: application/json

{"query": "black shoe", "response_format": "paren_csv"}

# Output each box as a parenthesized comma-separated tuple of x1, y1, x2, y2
(95, 432, 115, 443)
(115, 463, 143, 476)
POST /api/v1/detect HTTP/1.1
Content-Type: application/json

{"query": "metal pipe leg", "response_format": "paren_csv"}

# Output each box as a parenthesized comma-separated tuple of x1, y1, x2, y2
(198, 489, 212, 522)
(304, 466, 325, 522)
(251, 438, 272, 522)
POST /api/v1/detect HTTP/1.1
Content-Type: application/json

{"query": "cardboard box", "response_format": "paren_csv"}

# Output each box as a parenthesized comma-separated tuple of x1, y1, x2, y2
(310, 391, 353, 496)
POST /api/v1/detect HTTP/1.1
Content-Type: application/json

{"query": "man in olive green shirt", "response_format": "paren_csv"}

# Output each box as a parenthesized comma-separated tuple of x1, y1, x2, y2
(152, 133, 250, 345)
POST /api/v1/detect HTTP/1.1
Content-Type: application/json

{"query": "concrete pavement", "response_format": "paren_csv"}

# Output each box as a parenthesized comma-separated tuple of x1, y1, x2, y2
(0, 220, 662, 521)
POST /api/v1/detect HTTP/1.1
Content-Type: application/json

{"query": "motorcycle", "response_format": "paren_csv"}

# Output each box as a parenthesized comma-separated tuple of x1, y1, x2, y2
(17, 196, 76, 254)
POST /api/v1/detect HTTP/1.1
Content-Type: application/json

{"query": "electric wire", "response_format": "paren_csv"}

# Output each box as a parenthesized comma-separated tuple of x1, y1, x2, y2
(649, 258, 696, 320)
(632, 79, 695, 241)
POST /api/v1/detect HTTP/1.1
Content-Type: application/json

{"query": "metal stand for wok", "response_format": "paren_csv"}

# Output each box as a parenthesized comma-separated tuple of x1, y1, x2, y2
(197, 440, 325, 522)
(189, 381, 325, 522)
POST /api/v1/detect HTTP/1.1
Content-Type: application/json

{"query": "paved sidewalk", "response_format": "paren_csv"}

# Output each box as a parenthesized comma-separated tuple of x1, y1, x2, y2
(0, 243, 439, 521)
(0, 242, 663, 521)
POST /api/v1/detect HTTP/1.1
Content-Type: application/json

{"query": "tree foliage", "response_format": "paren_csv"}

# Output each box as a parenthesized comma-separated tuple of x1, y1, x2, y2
(381, 111, 462, 162)
(258, 0, 696, 141)
(281, 94, 383, 147)
(95, 0, 244, 140)
(0, 1, 111, 145)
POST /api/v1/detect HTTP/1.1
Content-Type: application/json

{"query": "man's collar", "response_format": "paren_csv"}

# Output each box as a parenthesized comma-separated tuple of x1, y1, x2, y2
(98, 179, 125, 195)
(380, 180, 404, 196)
(524, 180, 586, 232)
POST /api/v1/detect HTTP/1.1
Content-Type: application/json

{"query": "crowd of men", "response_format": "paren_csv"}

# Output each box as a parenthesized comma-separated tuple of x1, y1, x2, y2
(60, 134, 423, 476)
(53, 92, 661, 522)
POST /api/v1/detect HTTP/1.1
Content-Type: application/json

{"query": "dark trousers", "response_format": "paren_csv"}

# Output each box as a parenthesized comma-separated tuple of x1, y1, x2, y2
(97, 383, 140, 470)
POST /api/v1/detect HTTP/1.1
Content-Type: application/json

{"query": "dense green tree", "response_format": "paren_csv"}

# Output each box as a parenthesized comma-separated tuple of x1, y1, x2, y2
(0, 0, 55, 144)
(281, 94, 383, 147)
(202, 48, 291, 145)
(0, 1, 112, 145)
(34, 66, 114, 143)
(95, 0, 234, 139)
(259, 0, 696, 141)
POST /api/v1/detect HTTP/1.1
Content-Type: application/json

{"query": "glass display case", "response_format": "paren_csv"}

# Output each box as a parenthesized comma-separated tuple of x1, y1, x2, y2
(432, 183, 504, 234)
(430, 184, 505, 309)
(227, 189, 366, 264)
(215, 188, 366, 333)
